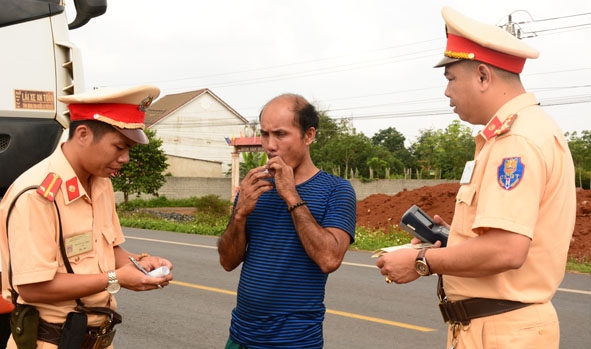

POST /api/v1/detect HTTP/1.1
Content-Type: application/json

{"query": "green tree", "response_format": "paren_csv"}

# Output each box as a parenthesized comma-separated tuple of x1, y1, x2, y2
(310, 112, 351, 162)
(436, 120, 475, 179)
(567, 131, 591, 188)
(371, 127, 414, 174)
(310, 111, 402, 180)
(366, 157, 388, 179)
(409, 128, 439, 178)
(112, 129, 169, 204)
(311, 113, 353, 175)
(239, 151, 267, 178)
(409, 120, 474, 179)
(315, 133, 369, 178)
(318, 132, 398, 179)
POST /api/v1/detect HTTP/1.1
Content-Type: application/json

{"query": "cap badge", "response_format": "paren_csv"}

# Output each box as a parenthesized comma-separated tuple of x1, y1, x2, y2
(138, 96, 154, 112)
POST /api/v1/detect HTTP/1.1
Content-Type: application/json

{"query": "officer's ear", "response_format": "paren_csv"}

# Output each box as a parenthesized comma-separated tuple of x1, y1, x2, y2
(476, 63, 493, 89)
(73, 124, 93, 145)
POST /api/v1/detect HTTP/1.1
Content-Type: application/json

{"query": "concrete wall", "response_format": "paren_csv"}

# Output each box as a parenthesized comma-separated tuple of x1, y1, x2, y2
(115, 177, 456, 203)
(349, 178, 457, 200)
(166, 155, 223, 177)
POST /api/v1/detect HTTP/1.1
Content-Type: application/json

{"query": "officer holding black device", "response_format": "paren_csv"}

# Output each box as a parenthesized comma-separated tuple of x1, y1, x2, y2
(376, 7, 575, 348)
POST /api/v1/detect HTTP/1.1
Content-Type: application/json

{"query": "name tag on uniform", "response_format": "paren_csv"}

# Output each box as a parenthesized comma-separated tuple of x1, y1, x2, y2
(460, 160, 476, 184)
(65, 232, 93, 257)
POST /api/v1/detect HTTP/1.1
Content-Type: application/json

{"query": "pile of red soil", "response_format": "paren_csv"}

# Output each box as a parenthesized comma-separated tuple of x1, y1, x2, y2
(356, 183, 591, 262)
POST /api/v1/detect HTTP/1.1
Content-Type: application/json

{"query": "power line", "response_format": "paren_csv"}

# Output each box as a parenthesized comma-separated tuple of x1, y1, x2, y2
(140, 38, 442, 89)
(98, 9, 591, 134)
(500, 11, 591, 38)
(97, 11, 591, 114)
(150, 93, 591, 130)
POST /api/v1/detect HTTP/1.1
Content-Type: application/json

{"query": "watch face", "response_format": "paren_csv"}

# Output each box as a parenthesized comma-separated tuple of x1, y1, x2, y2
(107, 282, 120, 294)
(415, 261, 430, 276)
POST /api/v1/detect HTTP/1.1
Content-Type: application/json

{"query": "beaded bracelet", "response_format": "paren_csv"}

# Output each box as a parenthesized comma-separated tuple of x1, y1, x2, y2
(288, 201, 307, 212)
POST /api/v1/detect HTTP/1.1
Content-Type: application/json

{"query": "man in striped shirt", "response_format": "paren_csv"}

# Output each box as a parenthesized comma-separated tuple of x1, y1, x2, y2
(218, 94, 357, 349)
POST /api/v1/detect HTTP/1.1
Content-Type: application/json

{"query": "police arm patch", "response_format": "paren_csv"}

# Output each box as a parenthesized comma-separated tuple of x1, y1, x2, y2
(497, 157, 525, 190)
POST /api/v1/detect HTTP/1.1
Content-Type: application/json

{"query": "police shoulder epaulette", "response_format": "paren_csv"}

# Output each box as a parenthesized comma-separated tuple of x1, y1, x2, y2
(36, 172, 62, 202)
(482, 114, 518, 140)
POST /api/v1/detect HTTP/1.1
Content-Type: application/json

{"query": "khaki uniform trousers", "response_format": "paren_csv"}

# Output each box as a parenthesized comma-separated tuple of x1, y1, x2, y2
(446, 302, 559, 349)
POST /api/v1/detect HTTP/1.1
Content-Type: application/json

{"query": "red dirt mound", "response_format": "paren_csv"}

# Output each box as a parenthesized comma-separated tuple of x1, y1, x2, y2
(356, 183, 591, 262)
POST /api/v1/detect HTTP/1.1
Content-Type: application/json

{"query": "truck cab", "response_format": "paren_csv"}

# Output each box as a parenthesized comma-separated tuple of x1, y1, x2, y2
(0, 0, 106, 195)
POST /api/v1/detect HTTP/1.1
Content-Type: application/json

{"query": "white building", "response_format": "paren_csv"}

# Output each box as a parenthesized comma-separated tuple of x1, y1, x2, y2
(145, 89, 250, 177)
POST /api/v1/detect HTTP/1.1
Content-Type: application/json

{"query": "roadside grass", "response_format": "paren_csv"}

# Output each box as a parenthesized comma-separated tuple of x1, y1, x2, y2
(117, 195, 230, 236)
(351, 226, 412, 251)
(566, 259, 591, 274)
(116, 196, 591, 274)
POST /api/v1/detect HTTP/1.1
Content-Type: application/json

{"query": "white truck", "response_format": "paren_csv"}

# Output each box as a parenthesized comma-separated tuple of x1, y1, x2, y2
(0, 0, 106, 195)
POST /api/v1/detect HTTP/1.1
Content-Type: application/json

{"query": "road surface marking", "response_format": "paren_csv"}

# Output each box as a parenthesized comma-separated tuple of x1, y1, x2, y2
(127, 236, 591, 296)
(169, 280, 437, 332)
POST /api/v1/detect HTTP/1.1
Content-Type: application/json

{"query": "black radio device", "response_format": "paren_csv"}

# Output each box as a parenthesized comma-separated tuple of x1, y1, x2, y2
(400, 205, 449, 247)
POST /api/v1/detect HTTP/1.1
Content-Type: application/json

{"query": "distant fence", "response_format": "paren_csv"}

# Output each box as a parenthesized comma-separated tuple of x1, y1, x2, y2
(115, 177, 456, 203)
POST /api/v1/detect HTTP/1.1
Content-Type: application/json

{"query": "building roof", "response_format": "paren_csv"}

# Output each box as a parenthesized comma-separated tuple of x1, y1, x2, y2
(145, 88, 248, 127)
(228, 136, 262, 146)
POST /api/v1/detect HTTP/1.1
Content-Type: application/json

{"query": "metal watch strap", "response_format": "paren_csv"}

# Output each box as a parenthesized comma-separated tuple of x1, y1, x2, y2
(107, 271, 117, 284)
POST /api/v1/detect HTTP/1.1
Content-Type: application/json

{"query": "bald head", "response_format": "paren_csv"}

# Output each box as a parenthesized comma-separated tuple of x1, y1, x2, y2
(259, 94, 319, 136)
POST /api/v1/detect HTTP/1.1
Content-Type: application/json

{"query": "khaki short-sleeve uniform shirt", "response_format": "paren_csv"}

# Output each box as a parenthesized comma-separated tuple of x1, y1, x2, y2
(445, 93, 576, 303)
(0, 144, 125, 325)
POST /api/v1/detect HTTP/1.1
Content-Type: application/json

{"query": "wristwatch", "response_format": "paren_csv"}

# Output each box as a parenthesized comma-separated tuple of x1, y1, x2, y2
(415, 248, 432, 276)
(106, 270, 120, 294)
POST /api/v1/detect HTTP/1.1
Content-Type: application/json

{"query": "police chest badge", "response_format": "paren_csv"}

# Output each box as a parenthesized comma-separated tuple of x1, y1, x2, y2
(497, 157, 524, 190)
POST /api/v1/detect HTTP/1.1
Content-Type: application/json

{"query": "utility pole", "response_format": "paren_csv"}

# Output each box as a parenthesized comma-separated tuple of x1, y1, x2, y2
(499, 10, 590, 39)
(501, 14, 520, 38)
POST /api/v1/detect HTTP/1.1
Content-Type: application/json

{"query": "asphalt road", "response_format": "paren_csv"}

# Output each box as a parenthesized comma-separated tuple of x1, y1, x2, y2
(112, 228, 591, 348)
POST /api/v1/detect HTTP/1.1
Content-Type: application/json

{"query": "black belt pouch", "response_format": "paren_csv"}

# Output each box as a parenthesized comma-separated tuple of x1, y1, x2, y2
(58, 312, 88, 349)
(10, 304, 39, 349)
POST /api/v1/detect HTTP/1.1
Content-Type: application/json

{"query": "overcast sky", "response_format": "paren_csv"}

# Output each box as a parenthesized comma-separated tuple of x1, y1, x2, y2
(66, 0, 591, 144)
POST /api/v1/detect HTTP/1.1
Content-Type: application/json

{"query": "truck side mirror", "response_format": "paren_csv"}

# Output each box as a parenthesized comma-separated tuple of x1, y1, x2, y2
(68, 0, 107, 30)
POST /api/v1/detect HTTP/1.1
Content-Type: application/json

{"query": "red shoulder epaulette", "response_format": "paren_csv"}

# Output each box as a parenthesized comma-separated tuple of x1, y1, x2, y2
(36, 173, 62, 202)
(482, 114, 517, 140)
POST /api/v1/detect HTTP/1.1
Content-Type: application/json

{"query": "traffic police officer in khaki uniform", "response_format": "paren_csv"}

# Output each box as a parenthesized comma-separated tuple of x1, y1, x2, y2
(376, 7, 576, 348)
(0, 85, 174, 348)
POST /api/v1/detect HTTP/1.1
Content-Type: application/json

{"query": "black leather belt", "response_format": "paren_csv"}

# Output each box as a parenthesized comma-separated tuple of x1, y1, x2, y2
(437, 275, 531, 326)
(438, 297, 532, 326)
(37, 318, 116, 349)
